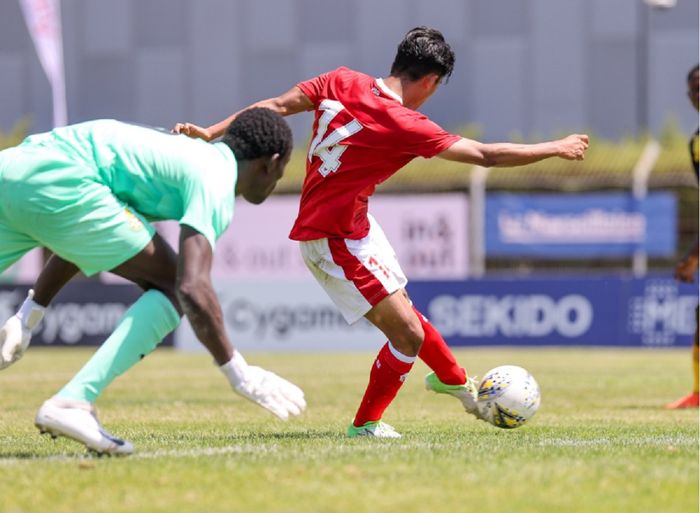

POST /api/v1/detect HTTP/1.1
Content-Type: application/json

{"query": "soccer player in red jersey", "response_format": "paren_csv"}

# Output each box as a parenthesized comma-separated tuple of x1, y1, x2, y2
(178, 26, 589, 437)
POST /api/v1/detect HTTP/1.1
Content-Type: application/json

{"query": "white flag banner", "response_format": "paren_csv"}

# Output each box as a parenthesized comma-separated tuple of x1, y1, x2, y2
(19, 0, 67, 127)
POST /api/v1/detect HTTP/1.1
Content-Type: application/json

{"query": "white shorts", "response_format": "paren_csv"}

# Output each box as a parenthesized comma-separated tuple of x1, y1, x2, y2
(299, 215, 408, 324)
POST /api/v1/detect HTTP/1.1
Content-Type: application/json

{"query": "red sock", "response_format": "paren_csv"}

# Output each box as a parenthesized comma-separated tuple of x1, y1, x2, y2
(414, 307, 466, 385)
(352, 342, 414, 426)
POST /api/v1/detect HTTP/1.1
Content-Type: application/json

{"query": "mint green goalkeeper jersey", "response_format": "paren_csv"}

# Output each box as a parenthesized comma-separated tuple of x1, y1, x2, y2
(17, 119, 237, 249)
(0, 120, 237, 276)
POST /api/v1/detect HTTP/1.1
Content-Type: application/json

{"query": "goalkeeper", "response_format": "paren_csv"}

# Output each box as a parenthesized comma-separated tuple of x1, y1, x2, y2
(0, 109, 305, 455)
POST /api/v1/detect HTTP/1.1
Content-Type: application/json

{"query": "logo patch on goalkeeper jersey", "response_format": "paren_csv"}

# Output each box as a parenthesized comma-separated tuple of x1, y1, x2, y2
(123, 208, 144, 231)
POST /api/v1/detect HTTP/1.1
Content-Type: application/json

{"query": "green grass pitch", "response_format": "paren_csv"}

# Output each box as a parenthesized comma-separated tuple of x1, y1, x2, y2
(0, 347, 697, 513)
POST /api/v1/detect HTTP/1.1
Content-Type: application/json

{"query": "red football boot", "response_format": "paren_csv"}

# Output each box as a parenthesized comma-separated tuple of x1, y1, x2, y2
(665, 392, 700, 409)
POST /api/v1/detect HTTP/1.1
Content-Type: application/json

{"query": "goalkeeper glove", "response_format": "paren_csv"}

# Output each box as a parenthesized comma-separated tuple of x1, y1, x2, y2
(0, 289, 45, 369)
(220, 350, 306, 420)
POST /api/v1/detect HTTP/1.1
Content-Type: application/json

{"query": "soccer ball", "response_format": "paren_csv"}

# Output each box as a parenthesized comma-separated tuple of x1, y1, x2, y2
(477, 365, 541, 429)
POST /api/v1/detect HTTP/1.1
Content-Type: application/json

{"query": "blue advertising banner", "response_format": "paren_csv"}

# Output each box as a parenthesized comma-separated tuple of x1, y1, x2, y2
(407, 275, 697, 347)
(0, 283, 174, 347)
(485, 192, 677, 257)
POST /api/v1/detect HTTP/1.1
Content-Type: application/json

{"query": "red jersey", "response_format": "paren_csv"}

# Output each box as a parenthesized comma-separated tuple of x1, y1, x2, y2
(289, 67, 461, 241)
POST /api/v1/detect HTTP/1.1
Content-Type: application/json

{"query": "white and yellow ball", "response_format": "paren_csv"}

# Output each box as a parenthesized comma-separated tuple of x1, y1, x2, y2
(477, 365, 541, 429)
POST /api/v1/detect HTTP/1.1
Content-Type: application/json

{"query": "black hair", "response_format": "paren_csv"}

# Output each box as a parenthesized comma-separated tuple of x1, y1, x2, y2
(222, 107, 292, 161)
(390, 26, 455, 82)
(688, 64, 699, 83)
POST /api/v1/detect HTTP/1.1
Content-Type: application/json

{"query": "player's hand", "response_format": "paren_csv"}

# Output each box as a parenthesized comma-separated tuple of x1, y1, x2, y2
(172, 122, 213, 142)
(220, 351, 306, 420)
(232, 366, 307, 420)
(674, 255, 698, 283)
(0, 316, 31, 370)
(557, 134, 589, 161)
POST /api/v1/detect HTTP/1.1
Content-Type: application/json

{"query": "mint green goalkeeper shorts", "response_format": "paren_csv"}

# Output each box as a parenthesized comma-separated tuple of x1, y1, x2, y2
(0, 145, 155, 277)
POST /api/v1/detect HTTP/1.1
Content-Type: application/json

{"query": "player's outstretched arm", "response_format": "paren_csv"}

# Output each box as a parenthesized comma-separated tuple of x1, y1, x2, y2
(173, 86, 313, 142)
(176, 226, 305, 419)
(437, 134, 589, 168)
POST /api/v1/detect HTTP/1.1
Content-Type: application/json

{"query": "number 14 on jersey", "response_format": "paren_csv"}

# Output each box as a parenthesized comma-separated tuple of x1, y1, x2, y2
(307, 99, 363, 177)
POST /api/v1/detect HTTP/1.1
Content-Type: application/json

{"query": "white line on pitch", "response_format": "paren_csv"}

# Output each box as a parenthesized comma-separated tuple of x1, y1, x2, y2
(0, 434, 696, 466)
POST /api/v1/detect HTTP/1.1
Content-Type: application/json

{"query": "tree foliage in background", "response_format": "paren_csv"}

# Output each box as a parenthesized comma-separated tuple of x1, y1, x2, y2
(275, 118, 697, 194)
(0, 118, 31, 151)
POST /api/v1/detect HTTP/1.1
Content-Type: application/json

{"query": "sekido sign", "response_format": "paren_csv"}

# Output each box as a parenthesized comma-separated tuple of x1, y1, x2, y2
(427, 293, 593, 338)
(408, 275, 697, 347)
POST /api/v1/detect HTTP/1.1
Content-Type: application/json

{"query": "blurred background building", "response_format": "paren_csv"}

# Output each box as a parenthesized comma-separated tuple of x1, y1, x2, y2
(0, 0, 697, 140)
(0, 0, 697, 350)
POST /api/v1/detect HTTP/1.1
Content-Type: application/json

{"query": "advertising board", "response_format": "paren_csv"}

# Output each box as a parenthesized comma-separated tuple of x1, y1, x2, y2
(408, 275, 697, 347)
(485, 192, 676, 257)
(154, 194, 469, 280)
(174, 279, 385, 352)
(0, 283, 174, 346)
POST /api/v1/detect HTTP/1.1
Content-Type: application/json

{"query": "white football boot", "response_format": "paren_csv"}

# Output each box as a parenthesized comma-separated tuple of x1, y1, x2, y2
(35, 397, 133, 455)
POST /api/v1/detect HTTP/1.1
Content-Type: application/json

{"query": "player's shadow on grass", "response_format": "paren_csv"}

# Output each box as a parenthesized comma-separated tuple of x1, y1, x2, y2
(618, 404, 672, 410)
(224, 430, 341, 442)
(0, 431, 343, 460)
(0, 450, 83, 460)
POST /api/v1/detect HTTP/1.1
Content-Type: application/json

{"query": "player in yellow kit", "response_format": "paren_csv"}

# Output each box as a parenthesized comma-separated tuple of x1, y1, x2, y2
(666, 64, 699, 409)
